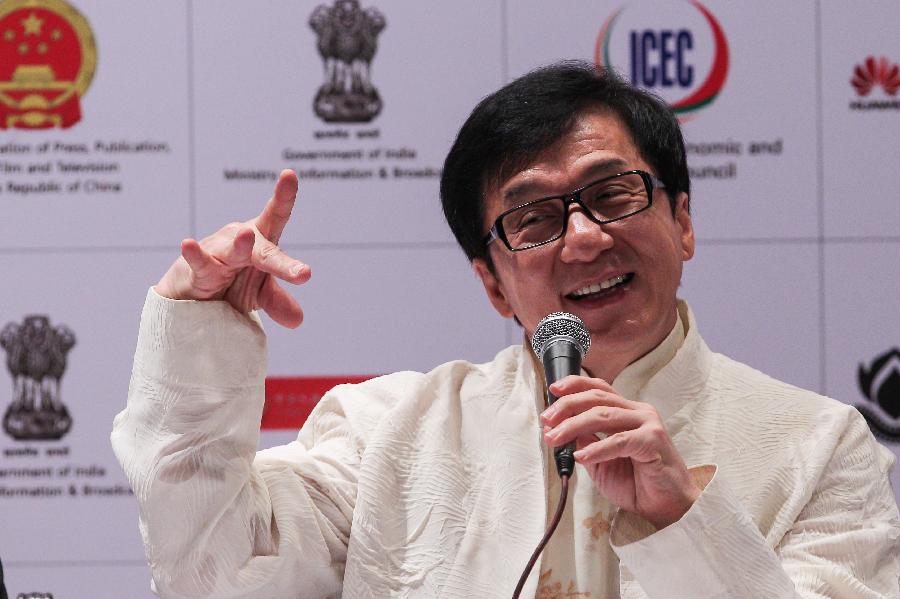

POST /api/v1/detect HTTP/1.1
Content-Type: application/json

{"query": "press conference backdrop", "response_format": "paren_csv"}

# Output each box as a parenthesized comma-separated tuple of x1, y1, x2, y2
(0, 0, 897, 596)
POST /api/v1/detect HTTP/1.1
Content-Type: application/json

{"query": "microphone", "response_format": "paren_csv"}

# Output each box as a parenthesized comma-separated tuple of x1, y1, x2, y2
(531, 312, 591, 477)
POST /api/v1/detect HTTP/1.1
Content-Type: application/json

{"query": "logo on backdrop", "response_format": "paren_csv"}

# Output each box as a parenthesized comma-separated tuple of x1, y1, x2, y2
(849, 56, 900, 111)
(0, 0, 97, 129)
(856, 347, 900, 442)
(263, 375, 373, 430)
(596, 0, 728, 120)
(309, 0, 386, 123)
(1, 316, 76, 441)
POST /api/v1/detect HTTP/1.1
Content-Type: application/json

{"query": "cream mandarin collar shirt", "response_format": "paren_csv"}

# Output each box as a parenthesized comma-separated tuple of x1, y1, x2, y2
(534, 308, 686, 599)
(112, 291, 899, 598)
(612, 306, 685, 402)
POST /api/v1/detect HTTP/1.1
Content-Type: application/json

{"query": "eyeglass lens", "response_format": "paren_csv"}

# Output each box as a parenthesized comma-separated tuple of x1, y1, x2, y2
(502, 172, 649, 249)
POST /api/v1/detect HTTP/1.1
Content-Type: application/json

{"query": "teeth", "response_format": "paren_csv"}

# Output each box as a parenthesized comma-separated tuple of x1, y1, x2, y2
(571, 274, 627, 298)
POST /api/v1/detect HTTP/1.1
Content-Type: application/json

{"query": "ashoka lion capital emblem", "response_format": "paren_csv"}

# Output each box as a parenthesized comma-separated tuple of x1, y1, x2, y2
(1, 315, 76, 440)
(309, 0, 386, 123)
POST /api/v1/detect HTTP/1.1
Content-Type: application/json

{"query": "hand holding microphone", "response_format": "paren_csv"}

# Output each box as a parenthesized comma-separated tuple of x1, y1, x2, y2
(534, 312, 701, 530)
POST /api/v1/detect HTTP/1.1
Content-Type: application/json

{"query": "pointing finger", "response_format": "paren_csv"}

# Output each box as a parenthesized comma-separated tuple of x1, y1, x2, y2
(256, 169, 298, 244)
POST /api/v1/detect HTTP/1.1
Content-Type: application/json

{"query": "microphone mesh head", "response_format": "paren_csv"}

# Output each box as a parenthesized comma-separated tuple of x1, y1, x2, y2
(530, 312, 591, 359)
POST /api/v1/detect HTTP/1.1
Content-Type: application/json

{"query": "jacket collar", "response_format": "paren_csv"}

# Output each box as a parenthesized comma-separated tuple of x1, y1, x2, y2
(520, 299, 712, 425)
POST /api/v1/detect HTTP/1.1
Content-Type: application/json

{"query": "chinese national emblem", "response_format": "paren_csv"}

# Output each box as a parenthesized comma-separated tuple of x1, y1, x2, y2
(1, 315, 76, 441)
(0, 0, 97, 129)
(309, 0, 386, 123)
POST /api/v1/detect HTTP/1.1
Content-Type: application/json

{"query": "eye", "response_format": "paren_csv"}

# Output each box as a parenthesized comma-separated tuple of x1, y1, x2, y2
(520, 211, 553, 226)
(587, 184, 634, 203)
(508, 204, 560, 231)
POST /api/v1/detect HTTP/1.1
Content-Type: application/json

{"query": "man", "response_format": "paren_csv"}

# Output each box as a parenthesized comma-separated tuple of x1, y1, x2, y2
(111, 63, 898, 598)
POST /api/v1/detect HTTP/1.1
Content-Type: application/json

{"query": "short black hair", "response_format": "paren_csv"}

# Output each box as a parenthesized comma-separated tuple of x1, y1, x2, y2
(440, 60, 690, 268)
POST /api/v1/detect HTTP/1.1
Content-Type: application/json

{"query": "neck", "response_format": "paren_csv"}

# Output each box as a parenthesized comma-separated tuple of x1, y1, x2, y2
(582, 353, 632, 383)
(581, 307, 679, 382)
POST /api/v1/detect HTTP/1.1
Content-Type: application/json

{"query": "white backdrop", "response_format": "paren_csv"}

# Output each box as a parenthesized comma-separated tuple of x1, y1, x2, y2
(0, 1, 897, 596)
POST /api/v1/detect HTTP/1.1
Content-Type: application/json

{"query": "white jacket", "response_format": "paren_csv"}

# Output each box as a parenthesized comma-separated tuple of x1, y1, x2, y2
(111, 290, 899, 598)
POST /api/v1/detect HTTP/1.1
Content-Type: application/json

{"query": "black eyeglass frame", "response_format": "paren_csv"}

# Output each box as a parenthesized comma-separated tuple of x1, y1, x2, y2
(483, 169, 666, 252)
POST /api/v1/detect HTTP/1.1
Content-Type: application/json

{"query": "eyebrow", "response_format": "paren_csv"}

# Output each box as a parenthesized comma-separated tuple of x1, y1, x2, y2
(501, 158, 630, 207)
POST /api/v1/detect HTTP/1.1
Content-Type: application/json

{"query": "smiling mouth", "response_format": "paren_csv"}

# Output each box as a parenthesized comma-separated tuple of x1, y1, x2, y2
(566, 273, 635, 301)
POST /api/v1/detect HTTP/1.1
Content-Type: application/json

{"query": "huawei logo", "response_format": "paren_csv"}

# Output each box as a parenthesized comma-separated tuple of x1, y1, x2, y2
(851, 56, 900, 97)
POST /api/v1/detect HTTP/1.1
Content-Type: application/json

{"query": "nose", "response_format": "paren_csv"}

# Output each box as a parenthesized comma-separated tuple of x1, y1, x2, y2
(559, 207, 614, 263)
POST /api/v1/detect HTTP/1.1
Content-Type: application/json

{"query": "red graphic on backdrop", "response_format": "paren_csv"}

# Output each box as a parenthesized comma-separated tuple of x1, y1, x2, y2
(263, 376, 375, 430)
(851, 56, 900, 97)
(0, 0, 97, 129)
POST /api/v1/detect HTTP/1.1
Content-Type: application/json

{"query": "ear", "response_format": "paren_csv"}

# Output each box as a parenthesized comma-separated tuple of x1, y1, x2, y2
(674, 192, 695, 261)
(472, 257, 515, 318)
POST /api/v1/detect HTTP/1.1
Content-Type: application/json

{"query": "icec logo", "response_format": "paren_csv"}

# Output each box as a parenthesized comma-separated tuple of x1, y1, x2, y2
(597, 0, 729, 118)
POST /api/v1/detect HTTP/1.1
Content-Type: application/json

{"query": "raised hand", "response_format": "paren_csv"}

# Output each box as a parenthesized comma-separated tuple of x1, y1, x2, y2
(540, 375, 702, 530)
(154, 170, 311, 328)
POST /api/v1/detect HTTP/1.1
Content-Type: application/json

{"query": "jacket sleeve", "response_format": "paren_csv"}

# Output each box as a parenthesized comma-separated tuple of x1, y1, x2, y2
(110, 289, 359, 599)
(611, 411, 900, 599)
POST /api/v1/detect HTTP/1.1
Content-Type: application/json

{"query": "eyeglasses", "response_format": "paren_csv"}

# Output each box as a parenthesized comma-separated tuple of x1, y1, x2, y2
(483, 170, 665, 252)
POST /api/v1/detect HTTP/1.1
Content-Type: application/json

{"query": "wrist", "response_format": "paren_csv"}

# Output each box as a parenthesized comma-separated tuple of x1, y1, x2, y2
(645, 482, 702, 530)
(153, 281, 179, 300)
(153, 277, 196, 301)
(645, 464, 715, 529)
(154, 261, 220, 302)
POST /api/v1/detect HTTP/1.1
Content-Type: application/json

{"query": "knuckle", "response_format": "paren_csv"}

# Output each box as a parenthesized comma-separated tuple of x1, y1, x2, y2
(257, 242, 280, 263)
(647, 424, 668, 442)
(589, 406, 610, 421)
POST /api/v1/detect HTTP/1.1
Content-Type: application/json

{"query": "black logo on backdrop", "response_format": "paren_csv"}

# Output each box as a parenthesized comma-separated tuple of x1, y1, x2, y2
(1, 316, 75, 441)
(856, 348, 900, 442)
(309, 0, 386, 123)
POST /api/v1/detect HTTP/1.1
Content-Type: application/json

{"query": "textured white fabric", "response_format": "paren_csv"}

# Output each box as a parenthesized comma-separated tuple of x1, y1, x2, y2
(534, 308, 685, 598)
(111, 289, 900, 598)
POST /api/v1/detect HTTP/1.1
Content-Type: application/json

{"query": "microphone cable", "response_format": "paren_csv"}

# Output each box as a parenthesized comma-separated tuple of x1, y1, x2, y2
(511, 472, 570, 599)
(515, 311, 588, 598)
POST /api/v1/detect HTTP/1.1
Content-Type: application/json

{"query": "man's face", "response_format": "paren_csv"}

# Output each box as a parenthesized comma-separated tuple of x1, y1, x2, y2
(473, 110, 695, 379)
